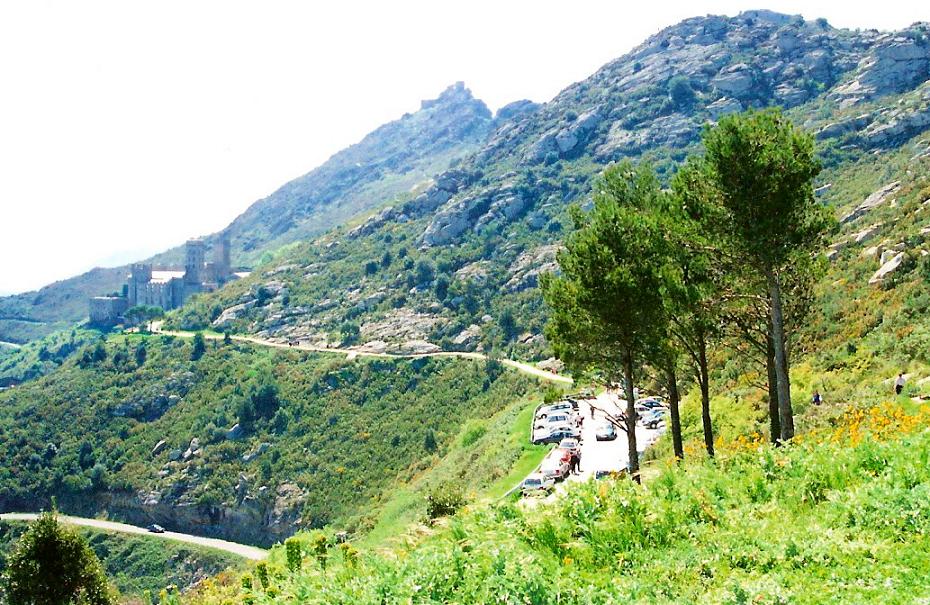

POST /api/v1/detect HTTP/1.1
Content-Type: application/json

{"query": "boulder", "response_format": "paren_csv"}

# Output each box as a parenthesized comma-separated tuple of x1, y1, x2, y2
(225, 423, 244, 441)
(182, 438, 201, 461)
(151, 440, 168, 457)
(869, 252, 905, 284)
(853, 223, 883, 244)
(840, 182, 901, 224)
(706, 97, 743, 120)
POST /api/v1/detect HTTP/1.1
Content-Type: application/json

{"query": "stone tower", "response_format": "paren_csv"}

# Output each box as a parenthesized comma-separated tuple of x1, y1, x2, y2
(213, 231, 231, 282)
(127, 263, 152, 307)
(184, 239, 205, 285)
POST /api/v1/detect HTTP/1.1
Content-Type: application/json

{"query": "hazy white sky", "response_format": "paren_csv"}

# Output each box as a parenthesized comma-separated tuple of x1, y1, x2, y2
(0, 1, 926, 294)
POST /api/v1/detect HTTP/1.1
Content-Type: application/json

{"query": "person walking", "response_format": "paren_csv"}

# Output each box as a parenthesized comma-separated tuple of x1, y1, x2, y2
(895, 372, 907, 395)
(812, 391, 822, 405)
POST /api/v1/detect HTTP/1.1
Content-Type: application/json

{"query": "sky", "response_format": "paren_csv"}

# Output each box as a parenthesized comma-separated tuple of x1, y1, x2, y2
(0, 1, 926, 295)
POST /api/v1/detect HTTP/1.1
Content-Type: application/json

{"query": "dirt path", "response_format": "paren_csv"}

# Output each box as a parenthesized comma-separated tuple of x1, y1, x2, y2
(0, 513, 268, 560)
(152, 325, 573, 385)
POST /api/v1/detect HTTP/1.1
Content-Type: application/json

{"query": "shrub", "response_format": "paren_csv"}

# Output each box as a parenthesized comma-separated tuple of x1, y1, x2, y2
(426, 481, 466, 519)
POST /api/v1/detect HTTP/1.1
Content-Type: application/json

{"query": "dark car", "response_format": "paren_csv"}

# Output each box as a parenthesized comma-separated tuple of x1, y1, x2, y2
(147, 524, 165, 534)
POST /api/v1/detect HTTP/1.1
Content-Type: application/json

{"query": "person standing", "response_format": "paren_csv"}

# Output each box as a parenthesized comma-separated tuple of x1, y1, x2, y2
(895, 372, 907, 395)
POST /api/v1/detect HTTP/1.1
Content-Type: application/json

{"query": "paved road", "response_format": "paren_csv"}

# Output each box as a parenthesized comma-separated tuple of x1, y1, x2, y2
(523, 391, 664, 505)
(152, 325, 573, 385)
(0, 513, 268, 560)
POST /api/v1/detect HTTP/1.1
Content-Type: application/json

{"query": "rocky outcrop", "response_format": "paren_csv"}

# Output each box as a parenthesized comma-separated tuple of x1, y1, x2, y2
(504, 245, 560, 292)
(712, 63, 757, 98)
(832, 32, 930, 105)
(869, 251, 906, 284)
(840, 182, 901, 224)
(420, 180, 530, 246)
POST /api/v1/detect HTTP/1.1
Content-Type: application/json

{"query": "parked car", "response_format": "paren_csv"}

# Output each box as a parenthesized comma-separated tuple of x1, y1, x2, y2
(147, 524, 165, 534)
(534, 413, 578, 430)
(538, 402, 576, 418)
(557, 438, 582, 457)
(521, 473, 555, 496)
(540, 454, 570, 481)
(640, 409, 665, 429)
(595, 422, 618, 441)
(595, 466, 632, 480)
(638, 397, 665, 410)
(533, 425, 581, 445)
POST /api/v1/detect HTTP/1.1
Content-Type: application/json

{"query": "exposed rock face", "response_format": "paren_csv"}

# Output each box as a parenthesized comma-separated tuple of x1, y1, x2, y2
(869, 252, 906, 284)
(420, 180, 530, 246)
(833, 32, 930, 105)
(360, 309, 443, 344)
(840, 182, 902, 224)
(495, 99, 541, 122)
(504, 245, 561, 292)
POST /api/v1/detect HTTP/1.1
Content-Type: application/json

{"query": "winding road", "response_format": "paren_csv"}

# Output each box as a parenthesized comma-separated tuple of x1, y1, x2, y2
(152, 325, 574, 385)
(0, 513, 268, 560)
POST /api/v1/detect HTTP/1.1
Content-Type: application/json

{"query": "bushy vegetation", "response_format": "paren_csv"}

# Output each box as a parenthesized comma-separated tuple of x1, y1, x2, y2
(0, 520, 242, 600)
(0, 334, 537, 545)
(187, 402, 930, 603)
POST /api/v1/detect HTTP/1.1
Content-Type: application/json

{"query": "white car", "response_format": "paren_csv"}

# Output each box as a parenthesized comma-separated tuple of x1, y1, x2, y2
(595, 422, 618, 441)
(521, 473, 555, 497)
(538, 402, 577, 418)
(534, 413, 580, 430)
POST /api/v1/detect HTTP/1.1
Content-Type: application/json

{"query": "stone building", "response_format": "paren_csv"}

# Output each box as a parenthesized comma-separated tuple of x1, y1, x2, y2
(89, 296, 129, 326)
(90, 232, 240, 322)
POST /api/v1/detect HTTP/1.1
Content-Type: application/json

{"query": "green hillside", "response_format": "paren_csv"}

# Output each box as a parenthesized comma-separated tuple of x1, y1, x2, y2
(0, 333, 544, 546)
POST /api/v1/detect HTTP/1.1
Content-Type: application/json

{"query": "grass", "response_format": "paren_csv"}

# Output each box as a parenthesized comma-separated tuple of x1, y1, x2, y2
(185, 400, 930, 604)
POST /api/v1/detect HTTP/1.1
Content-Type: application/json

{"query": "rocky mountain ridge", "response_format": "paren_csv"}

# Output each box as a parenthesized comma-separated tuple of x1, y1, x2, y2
(170, 11, 930, 358)
(0, 83, 494, 344)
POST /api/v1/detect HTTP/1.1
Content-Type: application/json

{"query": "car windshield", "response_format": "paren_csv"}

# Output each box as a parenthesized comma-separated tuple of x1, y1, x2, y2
(525, 479, 541, 486)
(548, 415, 567, 423)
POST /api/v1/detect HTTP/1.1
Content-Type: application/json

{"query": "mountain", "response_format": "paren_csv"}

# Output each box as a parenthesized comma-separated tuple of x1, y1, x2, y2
(164, 12, 930, 361)
(0, 83, 493, 344)
(3, 7, 930, 577)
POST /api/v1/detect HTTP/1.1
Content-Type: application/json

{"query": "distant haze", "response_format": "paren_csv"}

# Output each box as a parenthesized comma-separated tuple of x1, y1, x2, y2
(1, 0, 926, 294)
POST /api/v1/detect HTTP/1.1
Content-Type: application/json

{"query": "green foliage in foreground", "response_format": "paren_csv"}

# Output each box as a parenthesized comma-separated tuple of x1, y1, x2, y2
(0, 512, 114, 605)
(192, 420, 930, 604)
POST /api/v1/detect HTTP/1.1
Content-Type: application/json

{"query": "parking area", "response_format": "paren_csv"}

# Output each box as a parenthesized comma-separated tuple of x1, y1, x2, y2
(521, 390, 666, 501)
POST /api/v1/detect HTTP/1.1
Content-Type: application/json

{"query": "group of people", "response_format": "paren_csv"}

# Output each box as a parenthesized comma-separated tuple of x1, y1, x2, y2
(568, 450, 582, 475)
(809, 372, 910, 407)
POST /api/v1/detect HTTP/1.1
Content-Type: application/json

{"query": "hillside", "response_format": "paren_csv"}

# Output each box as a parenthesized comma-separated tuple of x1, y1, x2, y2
(0, 332, 546, 546)
(164, 12, 930, 368)
(0, 83, 493, 344)
(3, 9, 930, 601)
(189, 400, 930, 604)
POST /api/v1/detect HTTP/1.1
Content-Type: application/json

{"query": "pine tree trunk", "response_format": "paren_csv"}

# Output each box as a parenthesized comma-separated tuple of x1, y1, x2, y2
(623, 353, 640, 482)
(698, 335, 715, 457)
(768, 270, 794, 440)
(666, 366, 684, 460)
(766, 331, 781, 444)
